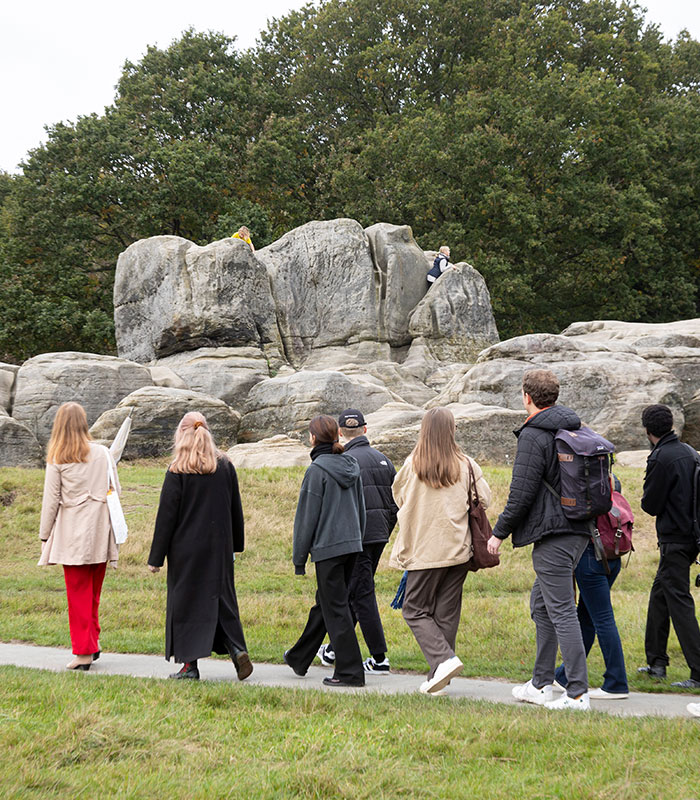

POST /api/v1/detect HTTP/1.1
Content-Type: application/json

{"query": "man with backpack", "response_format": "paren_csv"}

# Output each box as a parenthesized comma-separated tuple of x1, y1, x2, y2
(486, 369, 593, 710)
(638, 404, 700, 689)
(317, 409, 398, 674)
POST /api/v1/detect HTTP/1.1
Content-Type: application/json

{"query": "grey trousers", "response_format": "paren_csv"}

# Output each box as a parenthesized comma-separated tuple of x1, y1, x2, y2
(530, 534, 589, 698)
(402, 562, 469, 678)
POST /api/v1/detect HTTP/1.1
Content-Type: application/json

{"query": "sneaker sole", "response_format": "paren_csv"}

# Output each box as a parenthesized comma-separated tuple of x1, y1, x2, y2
(426, 662, 463, 694)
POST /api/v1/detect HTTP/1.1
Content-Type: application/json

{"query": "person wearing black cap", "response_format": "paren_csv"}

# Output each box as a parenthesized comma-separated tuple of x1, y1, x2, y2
(316, 409, 398, 674)
(637, 404, 700, 688)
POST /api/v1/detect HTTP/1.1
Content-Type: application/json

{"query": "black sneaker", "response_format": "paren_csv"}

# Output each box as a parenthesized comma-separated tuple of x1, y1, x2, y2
(637, 665, 666, 679)
(363, 656, 390, 674)
(671, 679, 700, 689)
(317, 644, 335, 667)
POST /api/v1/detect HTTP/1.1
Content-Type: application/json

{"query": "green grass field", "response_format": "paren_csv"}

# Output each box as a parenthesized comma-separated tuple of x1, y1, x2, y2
(1, 462, 700, 798)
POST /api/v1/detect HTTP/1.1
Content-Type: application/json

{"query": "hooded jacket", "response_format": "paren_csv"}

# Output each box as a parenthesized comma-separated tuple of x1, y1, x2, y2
(293, 453, 366, 574)
(343, 435, 398, 544)
(492, 405, 589, 547)
(642, 431, 699, 544)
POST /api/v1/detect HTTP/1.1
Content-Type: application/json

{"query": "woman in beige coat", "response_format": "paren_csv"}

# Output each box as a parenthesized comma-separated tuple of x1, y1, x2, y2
(389, 407, 491, 694)
(39, 402, 120, 670)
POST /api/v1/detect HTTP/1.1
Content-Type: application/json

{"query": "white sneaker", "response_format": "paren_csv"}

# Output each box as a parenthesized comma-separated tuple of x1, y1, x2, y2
(419, 680, 446, 696)
(687, 702, 700, 717)
(552, 680, 567, 693)
(316, 644, 335, 667)
(511, 679, 553, 705)
(588, 688, 628, 700)
(545, 692, 591, 711)
(424, 656, 463, 693)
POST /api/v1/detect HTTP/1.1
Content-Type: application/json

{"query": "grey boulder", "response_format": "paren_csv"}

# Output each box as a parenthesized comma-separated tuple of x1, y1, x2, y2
(408, 262, 499, 361)
(13, 352, 153, 445)
(154, 347, 270, 411)
(90, 386, 240, 459)
(114, 236, 283, 364)
(0, 363, 19, 413)
(683, 390, 700, 450)
(238, 370, 395, 442)
(227, 435, 310, 469)
(0, 410, 44, 467)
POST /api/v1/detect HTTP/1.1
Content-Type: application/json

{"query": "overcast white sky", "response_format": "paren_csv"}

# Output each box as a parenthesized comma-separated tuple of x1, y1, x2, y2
(1, 0, 698, 173)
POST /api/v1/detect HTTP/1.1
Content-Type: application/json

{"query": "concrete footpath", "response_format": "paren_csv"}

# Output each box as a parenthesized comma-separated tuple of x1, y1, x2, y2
(1, 642, 697, 719)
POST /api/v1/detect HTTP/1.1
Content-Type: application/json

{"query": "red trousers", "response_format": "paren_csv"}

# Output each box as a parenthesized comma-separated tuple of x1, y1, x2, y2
(63, 563, 107, 655)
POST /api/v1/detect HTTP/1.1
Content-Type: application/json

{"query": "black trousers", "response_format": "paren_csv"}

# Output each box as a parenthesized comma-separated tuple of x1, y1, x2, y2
(348, 542, 387, 656)
(645, 541, 700, 681)
(286, 553, 364, 685)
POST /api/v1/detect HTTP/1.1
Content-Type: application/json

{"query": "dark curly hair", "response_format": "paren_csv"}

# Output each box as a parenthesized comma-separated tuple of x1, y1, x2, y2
(641, 404, 673, 438)
(522, 369, 560, 409)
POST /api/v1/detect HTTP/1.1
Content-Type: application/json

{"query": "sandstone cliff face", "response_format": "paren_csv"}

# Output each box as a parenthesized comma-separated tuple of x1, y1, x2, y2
(4, 219, 699, 467)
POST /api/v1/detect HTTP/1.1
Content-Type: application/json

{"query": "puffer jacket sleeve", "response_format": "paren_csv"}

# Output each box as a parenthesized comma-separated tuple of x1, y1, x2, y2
(493, 430, 547, 539)
(356, 474, 367, 540)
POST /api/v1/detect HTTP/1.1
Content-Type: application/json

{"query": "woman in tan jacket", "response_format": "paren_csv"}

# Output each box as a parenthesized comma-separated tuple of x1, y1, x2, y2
(39, 402, 120, 670)
(389, 407, 491, 694)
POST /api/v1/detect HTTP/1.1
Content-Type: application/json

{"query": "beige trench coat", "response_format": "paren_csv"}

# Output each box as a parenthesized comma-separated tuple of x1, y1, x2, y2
(389, 455, 492, 571)
(38, 442, 121, 566)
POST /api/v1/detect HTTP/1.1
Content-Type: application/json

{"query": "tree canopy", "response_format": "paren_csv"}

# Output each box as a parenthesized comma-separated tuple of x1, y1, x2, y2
(1, 1, 699, 362)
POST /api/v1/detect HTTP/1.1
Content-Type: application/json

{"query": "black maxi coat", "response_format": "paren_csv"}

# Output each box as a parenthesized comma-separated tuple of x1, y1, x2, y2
(148, 457, 245, 662)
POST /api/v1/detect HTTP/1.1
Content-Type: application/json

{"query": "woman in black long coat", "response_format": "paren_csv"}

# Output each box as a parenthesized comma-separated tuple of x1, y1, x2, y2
(148, 411, 251, 681)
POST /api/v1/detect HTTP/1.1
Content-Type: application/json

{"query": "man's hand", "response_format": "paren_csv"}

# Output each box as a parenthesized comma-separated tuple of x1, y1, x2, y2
(147, 564, 160, 573)
(486, 535, 502, 556)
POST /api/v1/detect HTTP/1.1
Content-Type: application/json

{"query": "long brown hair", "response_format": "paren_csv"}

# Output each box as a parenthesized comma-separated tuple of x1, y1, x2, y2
(169, 412, 225, 474)
(309, 415, 344, 454)
(412, 407, 465, 488)
(46, 402, 92, 465)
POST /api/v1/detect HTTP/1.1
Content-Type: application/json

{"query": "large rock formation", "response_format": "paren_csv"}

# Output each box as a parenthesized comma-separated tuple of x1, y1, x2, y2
(562, 319, 700, 405)
(90, 387, 240, 458)
(13, 352, 153, 445)
(114, 236, 284, 365)
(238, 371, 396, 442)
(683, 390, 700, 450)
(430, 334, 684, 450)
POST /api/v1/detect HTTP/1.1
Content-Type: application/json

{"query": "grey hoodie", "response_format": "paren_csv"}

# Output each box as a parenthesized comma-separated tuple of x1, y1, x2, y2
(293, 453, 366, 574)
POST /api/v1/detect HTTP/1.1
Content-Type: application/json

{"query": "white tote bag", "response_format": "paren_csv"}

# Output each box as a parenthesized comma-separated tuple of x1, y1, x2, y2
(105, 448, 128, 545)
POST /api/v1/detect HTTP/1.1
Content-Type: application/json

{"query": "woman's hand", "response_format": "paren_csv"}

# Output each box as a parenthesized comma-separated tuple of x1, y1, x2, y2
(147, 564, 160, 573)
(486, 535, 502, 556)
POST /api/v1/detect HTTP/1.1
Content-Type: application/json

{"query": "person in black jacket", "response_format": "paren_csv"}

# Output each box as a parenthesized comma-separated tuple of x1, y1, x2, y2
(637, 404, 700, 688)
(284, 415, 367, 687)
(316, 409, 398, 674)
(147, 412, 251, 682)
(487, 369, 591, 711)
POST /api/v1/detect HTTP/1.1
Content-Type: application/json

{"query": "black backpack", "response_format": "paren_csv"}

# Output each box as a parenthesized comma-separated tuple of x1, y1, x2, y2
(685, 444, 700, 548)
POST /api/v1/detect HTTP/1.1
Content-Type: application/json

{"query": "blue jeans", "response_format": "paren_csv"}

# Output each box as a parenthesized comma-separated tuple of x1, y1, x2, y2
(554, 543, 628, 693)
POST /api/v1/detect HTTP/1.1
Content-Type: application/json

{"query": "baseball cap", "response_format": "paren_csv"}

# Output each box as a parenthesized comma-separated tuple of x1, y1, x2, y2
(338, 409, 366, 428)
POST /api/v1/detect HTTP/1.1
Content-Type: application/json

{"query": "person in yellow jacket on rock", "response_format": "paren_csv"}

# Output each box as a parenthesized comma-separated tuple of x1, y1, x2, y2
(231, 225, 255, 251)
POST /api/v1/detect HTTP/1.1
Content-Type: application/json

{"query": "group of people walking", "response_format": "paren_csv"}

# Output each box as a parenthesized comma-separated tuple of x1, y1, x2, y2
(37, 367, 700, 716)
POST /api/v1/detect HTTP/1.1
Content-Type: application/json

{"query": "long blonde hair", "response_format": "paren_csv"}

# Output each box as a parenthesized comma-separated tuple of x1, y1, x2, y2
(169, 412, 224, 474)
(46, 402, 92, 465)
(411, 407, 465, 489)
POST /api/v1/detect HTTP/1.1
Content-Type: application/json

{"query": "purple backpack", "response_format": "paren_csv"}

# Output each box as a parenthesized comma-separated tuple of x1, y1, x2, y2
(546, 427, 615, 521)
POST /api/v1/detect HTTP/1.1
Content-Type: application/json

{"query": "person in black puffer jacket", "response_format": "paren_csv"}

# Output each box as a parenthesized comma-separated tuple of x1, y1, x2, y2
(316, 409, 398, 674)
(487, 369, 592, 711)
(637, 404, 700, 689)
